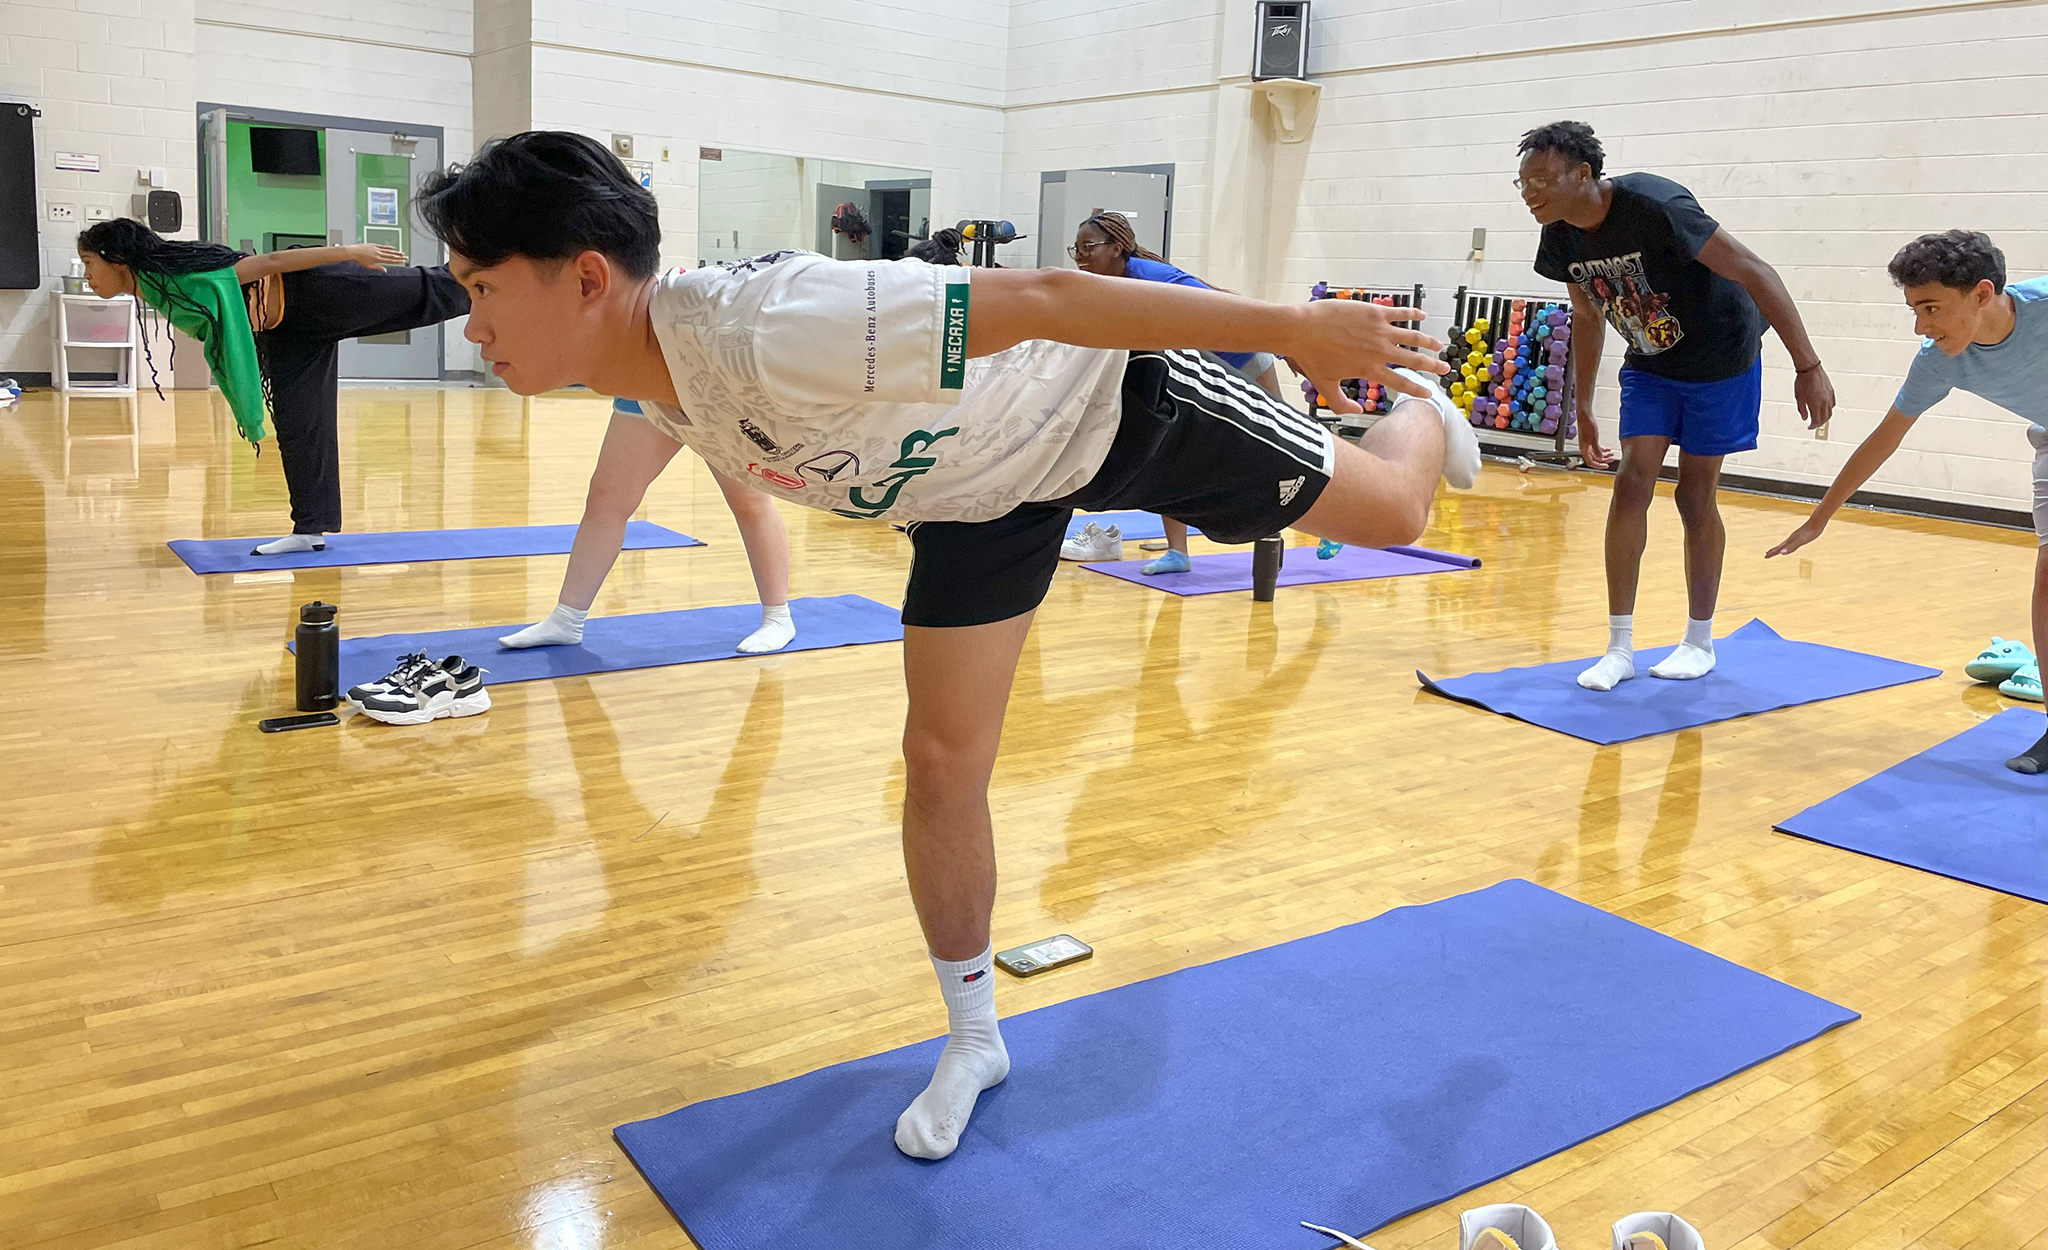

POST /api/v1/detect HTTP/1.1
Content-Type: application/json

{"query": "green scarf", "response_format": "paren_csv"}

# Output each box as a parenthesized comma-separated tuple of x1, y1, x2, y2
(134, 267, 269, 446)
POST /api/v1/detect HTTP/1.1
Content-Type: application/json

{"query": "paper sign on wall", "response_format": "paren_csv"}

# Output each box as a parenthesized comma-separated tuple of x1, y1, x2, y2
(623, 159, 654, 189)
(367, 187, 399, 225)
(55, 152, 100, 173)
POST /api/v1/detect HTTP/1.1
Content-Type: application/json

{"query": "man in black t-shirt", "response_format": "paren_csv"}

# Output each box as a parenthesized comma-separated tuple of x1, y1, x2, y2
(1519, 120, 1836, 690)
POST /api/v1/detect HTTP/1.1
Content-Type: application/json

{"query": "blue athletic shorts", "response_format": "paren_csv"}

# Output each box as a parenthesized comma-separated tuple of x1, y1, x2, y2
(1617, 357, 1761, 457)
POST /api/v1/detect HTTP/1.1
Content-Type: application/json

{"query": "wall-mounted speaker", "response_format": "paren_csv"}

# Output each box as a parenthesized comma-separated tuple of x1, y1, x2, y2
(1253, 1, 1310, 81)
(0, 102, 38, 289)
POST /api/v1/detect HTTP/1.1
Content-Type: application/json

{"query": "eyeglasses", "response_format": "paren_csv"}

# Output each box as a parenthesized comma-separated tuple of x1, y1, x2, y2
(1067, 241, 1114, 260)
(1513, 168, 1582, 193)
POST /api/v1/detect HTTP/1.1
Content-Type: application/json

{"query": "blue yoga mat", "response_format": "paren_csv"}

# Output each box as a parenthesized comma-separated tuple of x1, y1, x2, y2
(1775, 708, 2047, 901)
(614, 878, 1854, 1250)
(1065, 511, 1201, 542)
(1418, 619, 1941, 745)
(170, 521, 702, 574)
(1085, 543, 1478, 595)
(319, 594, 901, 690)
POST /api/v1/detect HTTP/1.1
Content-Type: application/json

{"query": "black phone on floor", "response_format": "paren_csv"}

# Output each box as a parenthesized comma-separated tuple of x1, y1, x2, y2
(259, 712, 340, 733)
(996, 935, 1093, 977)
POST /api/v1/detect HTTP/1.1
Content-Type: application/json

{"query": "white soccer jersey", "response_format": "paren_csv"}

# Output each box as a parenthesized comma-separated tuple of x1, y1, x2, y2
(641, 251, 1128, 522)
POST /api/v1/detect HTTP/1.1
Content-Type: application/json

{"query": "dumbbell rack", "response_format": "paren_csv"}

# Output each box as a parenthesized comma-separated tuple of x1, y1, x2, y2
(1447, 286, 1577, 464)
(1302, 281, 1425, 437)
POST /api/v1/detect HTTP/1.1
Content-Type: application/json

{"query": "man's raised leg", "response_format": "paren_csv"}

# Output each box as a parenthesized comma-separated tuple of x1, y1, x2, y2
(1293, 390, 1457, 550)
(894, 611, 1036, 1159)
(1650, 451, 1727, 680)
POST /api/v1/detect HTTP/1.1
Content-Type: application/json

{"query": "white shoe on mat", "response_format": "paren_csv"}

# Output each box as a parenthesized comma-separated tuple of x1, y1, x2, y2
(1060, 522, 1123, 562)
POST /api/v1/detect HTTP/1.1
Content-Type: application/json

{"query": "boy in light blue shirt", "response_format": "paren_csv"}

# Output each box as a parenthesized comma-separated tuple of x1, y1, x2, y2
(1770, 231, 2047, 774)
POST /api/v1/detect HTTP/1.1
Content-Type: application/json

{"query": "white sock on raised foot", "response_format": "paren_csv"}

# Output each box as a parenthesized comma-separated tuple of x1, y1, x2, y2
(1651, 617, 1717, 680)
(251, 533, 325, 556)
(1390, 366, 1481, 489)
(735, 603, 796, 654)
(499, 602, 588, 649)
(1578, 614, 1636, 691)
(895, 945, 1010, 1160)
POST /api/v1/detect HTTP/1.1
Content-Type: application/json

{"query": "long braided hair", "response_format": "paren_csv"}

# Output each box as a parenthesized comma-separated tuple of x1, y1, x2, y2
(75, 219, 249, 405)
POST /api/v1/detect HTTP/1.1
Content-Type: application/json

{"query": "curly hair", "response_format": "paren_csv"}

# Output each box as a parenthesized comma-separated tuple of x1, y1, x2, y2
(1517, 120, 1604, 179)
(908, 227, 963, 265)
(1888, 230, 2005, 294)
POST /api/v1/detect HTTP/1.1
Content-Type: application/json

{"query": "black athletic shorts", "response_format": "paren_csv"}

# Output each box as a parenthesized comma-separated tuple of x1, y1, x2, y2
(902, 350, 1337, 628)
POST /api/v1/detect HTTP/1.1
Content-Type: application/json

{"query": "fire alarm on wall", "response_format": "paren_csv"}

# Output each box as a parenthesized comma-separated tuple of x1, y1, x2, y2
(611, 134, 634, 158)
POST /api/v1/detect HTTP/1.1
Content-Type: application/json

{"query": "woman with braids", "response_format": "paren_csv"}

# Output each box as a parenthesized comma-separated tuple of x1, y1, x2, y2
(1067, 211, 1292, 573)
(76, 218, 469, 555)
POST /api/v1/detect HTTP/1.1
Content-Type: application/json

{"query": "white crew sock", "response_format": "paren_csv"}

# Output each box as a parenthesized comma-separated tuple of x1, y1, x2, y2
(895, 945, 1010, 1160)
(1578, 614, 1636, 691)
(1651, 616, 1717, 680)
(251, 533, 325, 556)
(1391, 366, 1481, 489)
(735, 602, 796, 654)
(498, 602, 588, 649)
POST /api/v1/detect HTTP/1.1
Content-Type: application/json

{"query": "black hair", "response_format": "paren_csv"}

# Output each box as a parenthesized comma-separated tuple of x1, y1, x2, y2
(1078, 212, 1167, 265)
(77, 217, 242, 274)
(908, 227, 964, 266)
(1517, 120, 1605, 179)
(419, 131, 661, 280)
(1888, 230, 2005, 294)
(76, 219, 248, 408)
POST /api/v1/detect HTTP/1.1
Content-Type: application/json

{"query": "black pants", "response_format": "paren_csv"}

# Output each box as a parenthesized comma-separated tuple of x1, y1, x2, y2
(258, 264, 470, 533)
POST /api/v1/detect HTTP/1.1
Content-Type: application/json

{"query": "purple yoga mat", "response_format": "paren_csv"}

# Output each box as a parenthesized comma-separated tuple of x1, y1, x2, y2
(1082, 543, 1479, 596)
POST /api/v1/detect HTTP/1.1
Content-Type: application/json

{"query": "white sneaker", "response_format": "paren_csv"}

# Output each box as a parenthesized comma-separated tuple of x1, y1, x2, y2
(1461, 1204, 1559, 1250)
(1612, 1212, 1705, 1250)
(1059, 521, 1124, 562)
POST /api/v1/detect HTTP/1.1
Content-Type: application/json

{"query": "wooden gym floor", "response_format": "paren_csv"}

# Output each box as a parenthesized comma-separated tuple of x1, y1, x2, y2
(1, 385, 2041, 1250)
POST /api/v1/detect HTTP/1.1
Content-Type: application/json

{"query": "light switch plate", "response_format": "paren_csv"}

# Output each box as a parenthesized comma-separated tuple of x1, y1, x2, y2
(85, 205, 111, 221)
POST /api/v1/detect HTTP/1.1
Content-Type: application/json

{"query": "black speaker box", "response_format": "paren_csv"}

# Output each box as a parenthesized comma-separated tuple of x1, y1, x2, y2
(0, 102, 38, 290)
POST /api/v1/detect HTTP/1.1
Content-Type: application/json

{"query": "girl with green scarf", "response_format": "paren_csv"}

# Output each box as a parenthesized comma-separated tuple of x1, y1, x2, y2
(77, 219, 468, 555)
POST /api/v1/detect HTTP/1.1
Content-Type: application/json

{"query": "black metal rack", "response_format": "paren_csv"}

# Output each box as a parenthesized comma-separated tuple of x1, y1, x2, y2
(1449, 285, 1578, 464)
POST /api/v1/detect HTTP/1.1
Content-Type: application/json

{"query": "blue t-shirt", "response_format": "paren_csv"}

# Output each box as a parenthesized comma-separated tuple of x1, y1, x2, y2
(1120, 255, 1257, 371)
(1895, 275, 2045, 433)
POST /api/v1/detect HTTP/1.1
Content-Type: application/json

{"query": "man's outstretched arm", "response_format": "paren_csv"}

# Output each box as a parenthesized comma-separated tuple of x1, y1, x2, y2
(962, 267, 1448, 414)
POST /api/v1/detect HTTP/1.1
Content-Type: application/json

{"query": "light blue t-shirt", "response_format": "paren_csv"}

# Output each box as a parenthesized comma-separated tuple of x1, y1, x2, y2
(1894, 275, 2045, 433)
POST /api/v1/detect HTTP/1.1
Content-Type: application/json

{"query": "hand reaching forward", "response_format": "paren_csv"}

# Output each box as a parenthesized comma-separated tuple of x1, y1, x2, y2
(347, 243, 410, 270)
(1284, 299, 1447, 416)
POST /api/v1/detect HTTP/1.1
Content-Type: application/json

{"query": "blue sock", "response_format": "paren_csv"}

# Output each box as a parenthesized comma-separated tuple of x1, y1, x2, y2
(1141, 549, 1191, 575)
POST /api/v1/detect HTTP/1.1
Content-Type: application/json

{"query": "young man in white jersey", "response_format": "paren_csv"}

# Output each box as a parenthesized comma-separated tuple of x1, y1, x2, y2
(419, 132, 1480, 1160)
(1770, 231, 2048, 775)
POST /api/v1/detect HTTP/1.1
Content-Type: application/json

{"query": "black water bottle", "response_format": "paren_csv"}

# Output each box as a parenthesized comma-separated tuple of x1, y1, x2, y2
(1251, 534, 1286, 602)
(295, 601, 340, 711)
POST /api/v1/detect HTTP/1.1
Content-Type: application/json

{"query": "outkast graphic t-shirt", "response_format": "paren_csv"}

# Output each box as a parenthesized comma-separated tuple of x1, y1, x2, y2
(1534, 172, 1767, 383)
(641, 251, 1128, 524)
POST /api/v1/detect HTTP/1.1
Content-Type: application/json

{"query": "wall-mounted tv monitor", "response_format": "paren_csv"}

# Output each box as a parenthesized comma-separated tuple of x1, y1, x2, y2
(249, 127, 321, 176)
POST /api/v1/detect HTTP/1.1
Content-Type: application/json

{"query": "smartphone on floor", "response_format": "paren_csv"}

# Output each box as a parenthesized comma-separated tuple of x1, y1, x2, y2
(258, 712, 340, 733)
(995, 934, 1093, 977)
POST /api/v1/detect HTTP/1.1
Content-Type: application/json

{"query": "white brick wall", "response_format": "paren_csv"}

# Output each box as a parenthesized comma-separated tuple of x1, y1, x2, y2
(7, 0, 2042, 511)
(1000, 0, 2048, 514)
(0, 0, 200, 382)
(195, 0, 477, 370)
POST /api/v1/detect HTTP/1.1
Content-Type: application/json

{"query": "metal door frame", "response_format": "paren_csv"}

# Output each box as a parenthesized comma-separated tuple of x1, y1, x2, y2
(195, 104, 448, 378)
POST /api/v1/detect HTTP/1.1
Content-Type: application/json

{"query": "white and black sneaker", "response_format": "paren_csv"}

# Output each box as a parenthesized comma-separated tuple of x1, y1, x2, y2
(356, 657, 491, 725)
(345, 651, 437, 707)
